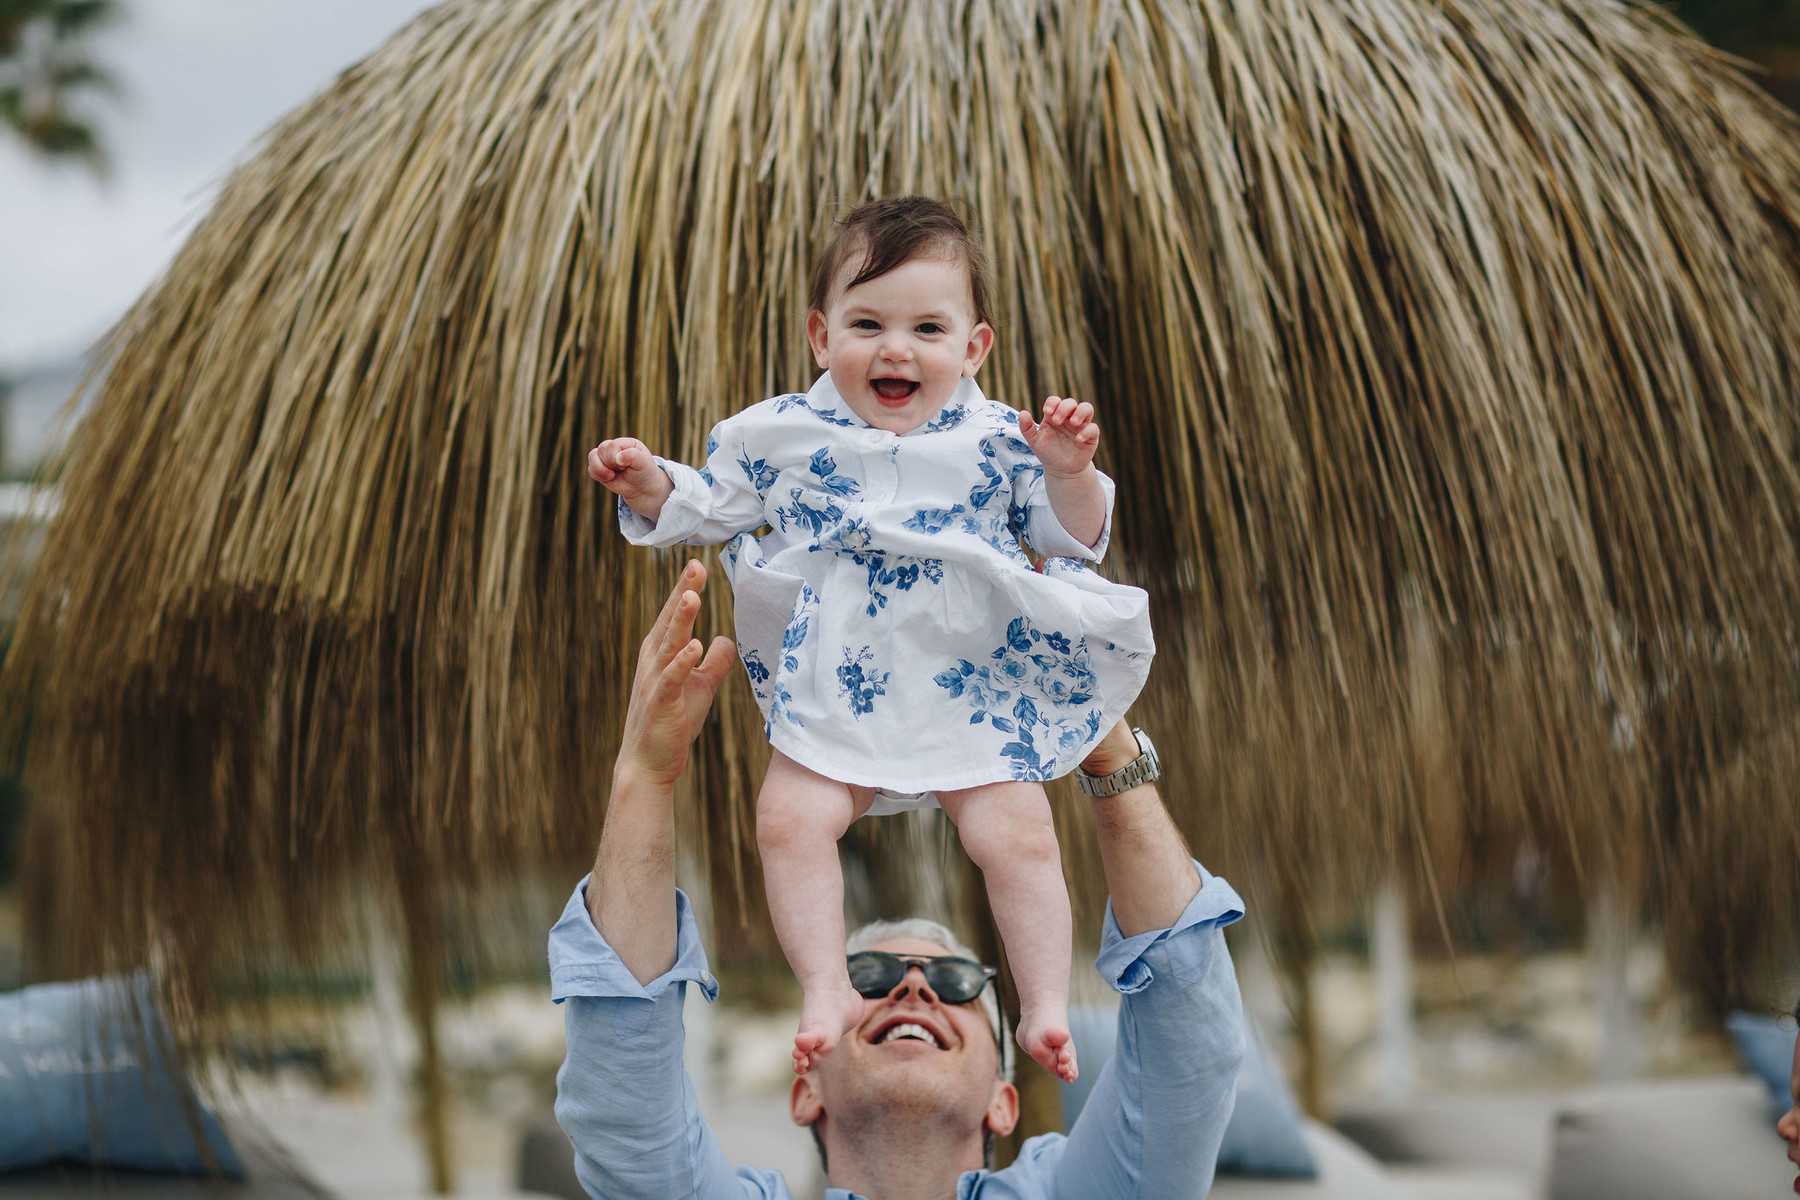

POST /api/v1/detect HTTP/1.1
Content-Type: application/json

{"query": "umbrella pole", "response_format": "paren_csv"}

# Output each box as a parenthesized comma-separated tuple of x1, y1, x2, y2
(400, 885, 455, 1194)
(1588, 880, 1643, 1082)
(1275, 884, 1326, 1119)
(1371, 879, 1416, 1101)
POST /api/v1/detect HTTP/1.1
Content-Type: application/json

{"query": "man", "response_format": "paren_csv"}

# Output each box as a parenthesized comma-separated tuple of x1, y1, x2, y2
(551, 562, 1246, 1198)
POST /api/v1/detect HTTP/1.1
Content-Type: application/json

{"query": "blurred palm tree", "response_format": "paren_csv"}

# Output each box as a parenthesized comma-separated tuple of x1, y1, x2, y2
(0, 0, 120, 170)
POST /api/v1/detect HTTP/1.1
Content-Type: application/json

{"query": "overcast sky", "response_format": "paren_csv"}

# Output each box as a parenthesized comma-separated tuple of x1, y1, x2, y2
(0, 0, 436, 370)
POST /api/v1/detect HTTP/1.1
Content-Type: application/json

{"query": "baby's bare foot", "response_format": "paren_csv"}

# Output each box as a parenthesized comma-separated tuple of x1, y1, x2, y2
(793, 983, 866, 1074)
(1017, 1009, 1078, 1083)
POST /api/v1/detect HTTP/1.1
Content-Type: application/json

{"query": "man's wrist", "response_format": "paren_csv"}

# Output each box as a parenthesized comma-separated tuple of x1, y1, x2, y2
(611, 755, 681, 799)
(1079, 719, 1143, 776)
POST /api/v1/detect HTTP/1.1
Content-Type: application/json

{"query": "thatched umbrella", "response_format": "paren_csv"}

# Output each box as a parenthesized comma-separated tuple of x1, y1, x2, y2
(9, 0, 1800, 1160)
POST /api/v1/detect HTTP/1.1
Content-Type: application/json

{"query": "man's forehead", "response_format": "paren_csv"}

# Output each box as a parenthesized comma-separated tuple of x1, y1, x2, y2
(867, 936, 958, 958)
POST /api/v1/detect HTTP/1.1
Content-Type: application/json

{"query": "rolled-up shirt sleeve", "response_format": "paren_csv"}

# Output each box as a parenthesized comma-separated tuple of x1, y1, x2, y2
(550, 879, 788, 1200)
(1053, 863, 1247, 1199)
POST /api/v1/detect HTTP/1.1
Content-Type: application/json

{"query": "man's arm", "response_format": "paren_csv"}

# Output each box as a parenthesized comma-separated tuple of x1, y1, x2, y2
(551, 563, 790, 1199)
(1080, 720, 1203, 934)
(585, 560, 736, 979)
(1051, 720, 1247, 1199)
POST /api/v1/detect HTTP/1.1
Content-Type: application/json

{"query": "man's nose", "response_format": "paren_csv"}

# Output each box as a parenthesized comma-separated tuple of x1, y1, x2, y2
(890, 964, 937, 1001)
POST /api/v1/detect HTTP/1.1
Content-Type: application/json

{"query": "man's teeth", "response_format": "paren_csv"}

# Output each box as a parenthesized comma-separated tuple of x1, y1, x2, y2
(879, 1022, 941, 1047)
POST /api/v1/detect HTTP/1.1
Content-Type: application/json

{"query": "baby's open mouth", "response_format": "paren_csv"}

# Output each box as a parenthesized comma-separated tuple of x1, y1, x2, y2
(872, 378, 919, 401)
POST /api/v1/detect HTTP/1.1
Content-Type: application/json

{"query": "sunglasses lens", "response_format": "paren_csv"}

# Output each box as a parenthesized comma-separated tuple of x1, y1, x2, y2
(847, 952, 903, 997)
(845, 952, 990, 1004)
(924, 961, 988, 1004)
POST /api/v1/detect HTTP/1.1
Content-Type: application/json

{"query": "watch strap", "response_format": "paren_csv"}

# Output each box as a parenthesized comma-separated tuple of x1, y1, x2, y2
(1075, 727, 1161, 796)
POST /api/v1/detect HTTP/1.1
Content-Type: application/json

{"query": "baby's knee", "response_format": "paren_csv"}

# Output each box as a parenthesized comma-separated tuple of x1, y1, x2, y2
(957, 799, 1057, 865)
(755, 795, 812, 853)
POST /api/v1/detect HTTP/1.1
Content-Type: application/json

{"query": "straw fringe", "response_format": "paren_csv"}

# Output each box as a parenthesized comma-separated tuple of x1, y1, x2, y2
(7, 0, 1800, 1014)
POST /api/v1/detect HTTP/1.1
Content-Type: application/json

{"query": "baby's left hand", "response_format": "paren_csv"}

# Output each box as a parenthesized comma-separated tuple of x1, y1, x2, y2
(1019, 396, 1100, 476)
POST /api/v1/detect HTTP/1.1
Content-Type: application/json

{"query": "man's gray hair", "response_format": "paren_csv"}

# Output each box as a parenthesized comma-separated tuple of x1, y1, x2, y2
(847, 917, 1014, 1083)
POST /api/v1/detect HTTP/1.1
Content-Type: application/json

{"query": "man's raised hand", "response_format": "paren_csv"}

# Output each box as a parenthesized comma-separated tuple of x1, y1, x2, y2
(616, 561, 737, 790)
(1018, 396, 1100, 477)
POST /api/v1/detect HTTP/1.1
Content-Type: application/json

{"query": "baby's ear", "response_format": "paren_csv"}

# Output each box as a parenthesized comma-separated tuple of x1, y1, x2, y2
(962, 320, 995, 377)
(805, 310, 831, 369)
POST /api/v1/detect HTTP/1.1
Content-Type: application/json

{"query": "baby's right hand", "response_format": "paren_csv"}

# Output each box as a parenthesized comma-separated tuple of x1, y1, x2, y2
(589, 437, 674, 519)
(589, 437, 657, 494)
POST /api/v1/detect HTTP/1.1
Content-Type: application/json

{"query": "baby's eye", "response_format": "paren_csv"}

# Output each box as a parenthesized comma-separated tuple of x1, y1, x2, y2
(916, 322, 944, 335)
(852, 318, 880, 331)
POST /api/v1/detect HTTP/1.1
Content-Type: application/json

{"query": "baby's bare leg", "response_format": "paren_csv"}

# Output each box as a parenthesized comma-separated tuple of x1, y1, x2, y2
(937, 781, 1076, 1082)
(756, 749, 874, 1074)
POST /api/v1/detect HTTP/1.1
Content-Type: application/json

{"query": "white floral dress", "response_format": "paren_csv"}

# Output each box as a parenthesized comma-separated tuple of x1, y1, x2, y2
(619, 374, 1153, 808)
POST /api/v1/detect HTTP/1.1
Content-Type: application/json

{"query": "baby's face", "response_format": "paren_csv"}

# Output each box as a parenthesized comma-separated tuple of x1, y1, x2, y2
(805, 252, 994, 434)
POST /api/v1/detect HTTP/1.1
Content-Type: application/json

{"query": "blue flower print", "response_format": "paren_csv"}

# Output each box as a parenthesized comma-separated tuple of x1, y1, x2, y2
(968, 454, 1006, 511)
(817, 518, 874, 553)
(837, 647, 888, 718)
(937, 618, 1105, 781)
(775, 392, 857, 426)
(845, 549, 944, 616)
(776, 488, 843, 535)
(903, 504, 966, 536)
(767, 680, 802, 730)
(739, 451, 779, 492)
(808, 448, 861, 497)
(993, 653, 1033, 689)
(922, 402, 969, 432)
(781, 614, 808, 672)
(742, 651, 771, 687)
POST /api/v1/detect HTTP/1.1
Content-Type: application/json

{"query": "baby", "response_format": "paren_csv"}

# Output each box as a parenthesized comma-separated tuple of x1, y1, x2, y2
(588, 197, 1152, 1081)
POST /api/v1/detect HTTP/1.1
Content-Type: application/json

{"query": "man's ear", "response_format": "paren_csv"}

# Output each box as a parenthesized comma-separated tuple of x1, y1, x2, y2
(983, 1079, 1020, 1138)
(962, 320, 995, 377)
(790, 1072, 824, 1128)
(806, 309, 831, 369)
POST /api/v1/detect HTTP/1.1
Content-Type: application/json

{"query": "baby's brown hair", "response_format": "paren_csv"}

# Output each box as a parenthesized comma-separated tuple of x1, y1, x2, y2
(809, 196, 994, 327)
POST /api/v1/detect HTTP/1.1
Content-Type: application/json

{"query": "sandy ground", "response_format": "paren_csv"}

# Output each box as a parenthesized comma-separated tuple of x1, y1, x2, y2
(215, 984, 824, 1200)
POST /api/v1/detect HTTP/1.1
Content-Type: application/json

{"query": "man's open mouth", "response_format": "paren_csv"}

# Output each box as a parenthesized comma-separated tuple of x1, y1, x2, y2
(874, 1020, 944, 1048)
(871, 378, 919, 401)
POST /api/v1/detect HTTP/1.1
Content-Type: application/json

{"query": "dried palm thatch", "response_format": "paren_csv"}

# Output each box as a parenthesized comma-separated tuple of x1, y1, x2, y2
(8, 0, 1800, 1034)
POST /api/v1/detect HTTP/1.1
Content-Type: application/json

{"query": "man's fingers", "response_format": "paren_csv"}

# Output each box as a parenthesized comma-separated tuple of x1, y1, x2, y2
(644, 561, 705, 655)
(695, 635, 737, 692)
(656, 636, 705, 692)
(658, 579, 703, 662)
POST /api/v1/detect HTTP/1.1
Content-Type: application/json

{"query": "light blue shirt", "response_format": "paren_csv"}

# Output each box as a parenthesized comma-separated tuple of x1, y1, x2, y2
(550, 864, 1245, 1199)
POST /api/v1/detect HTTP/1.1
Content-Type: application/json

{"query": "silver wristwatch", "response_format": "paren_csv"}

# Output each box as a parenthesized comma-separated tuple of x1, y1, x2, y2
(1075, 727, 1162, 796)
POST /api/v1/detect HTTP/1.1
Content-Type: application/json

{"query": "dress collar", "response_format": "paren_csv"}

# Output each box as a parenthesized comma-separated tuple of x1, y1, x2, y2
(805, 373, 981, 435)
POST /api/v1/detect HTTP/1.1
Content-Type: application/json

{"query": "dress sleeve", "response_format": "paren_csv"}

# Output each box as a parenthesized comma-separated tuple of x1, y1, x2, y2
(617, 414, 775, 548)
(549, 879, 790, 1200)
(1050, 863, 1247, 1200)
(1009, 457, 1117, 562)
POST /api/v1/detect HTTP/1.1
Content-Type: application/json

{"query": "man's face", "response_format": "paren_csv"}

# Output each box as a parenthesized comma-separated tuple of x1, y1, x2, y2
(790, 937, 1017, 1151)
(805, 253, 995, 434)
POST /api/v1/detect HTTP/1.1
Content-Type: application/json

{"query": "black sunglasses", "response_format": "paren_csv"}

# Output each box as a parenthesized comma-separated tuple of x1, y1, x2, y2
(846, 951, 997, 1005)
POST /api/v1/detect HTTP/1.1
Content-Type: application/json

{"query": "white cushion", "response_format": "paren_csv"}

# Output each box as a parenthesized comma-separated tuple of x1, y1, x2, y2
(1209, 1121, 1408, 1198)
(1546, 1076, 1791, 1200)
